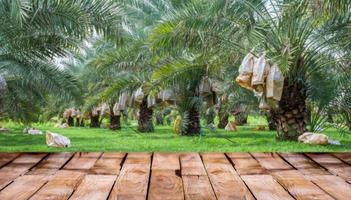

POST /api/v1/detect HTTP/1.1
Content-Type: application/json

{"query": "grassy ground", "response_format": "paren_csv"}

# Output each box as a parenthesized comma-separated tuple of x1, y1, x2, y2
(0, 116, 350, 152)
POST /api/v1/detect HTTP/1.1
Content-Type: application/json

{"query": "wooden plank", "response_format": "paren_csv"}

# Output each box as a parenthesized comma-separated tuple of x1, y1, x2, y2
(148, 171, 184, 200)
(279, 153, 329, 175)
(90, 153, 125, 175)
(0, 153, 19, 168)
(28, 153, 73, 175)
(109, 153, 151, 200)
(251, 153, 292, 170)
(306, 153, 351, 182)
(0, 153, 47, 190)
(0, 175, 48, 200)
(69, 175, 116, 200)
(182, 175, 216, 200)
(64, 152, 101, 170)
(201, 153, 254, 200)
(272, 170, 333, 200)
(30, 170, 85, 200)
(308, 175, 351, 200)
(148, 153, 184, 200)
(180, 153, 206, 176)
(242, 175, 294, 200)
(333, 153, 351, 165)
(226, 152, 266, 175)
(152, 153, 180, 170)
(180, 153, 216, 200)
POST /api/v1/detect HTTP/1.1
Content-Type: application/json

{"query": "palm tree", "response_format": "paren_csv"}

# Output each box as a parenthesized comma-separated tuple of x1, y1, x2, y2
(0, 0, 122, 123)
(148, 0, 351, 140)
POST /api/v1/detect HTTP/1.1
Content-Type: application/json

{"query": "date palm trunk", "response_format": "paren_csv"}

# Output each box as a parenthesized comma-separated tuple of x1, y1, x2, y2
(183, 104, 200, 135)
(67, 116, 74, 126)
(109, 107, 121, 130)
(89, 112, 100, 128)
(138, 96, 154, 132)
(271, 79, 308, 140)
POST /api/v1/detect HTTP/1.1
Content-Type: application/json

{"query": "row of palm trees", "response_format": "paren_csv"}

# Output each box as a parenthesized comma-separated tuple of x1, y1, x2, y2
(1, 0, 350, 140)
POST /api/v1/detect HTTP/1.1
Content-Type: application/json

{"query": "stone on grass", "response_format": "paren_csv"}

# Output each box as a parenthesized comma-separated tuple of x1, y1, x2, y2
(24, 128, 43, 135)
(225, 121, 237, 131)
(46, 131, 70, 148)
(55, 123, 68, 128)
(298, 132, 328, 145)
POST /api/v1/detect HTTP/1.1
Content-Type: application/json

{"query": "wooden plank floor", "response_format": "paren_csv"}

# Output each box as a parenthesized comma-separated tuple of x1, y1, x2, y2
(0, 153, 350, 200)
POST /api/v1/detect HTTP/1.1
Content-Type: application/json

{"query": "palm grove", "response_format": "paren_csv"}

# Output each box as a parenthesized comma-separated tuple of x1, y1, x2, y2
(0, 0, 350, 141)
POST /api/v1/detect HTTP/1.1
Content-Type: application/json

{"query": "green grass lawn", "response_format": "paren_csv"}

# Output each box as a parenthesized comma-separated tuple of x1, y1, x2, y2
(0, 116, 350, 152)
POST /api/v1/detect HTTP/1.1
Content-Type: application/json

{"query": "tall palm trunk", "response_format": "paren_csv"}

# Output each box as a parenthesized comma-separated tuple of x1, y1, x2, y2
(90, 112, 100, 128)
(271, 79, 308, 140)
(67, 116, 74, 126)
(138, 96, 154, 132)
(109, 107, 121, 130)
(183, 104, 200, 135)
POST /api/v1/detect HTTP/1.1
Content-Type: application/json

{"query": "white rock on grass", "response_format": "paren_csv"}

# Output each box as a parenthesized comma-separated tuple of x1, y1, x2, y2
(46, 131, 70, 147)
(24, 128, 43, 135)
(298, 132, 328, 145)
(55, 123, 68, 128)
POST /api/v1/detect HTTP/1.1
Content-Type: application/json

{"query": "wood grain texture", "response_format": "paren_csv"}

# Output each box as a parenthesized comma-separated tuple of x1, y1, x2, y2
(182, 175, 216, 200)
(0, 153, 47, 189)
(69, 175, 116, 200)
(0, 153, 19, 168)
(308, 175, 351, 200)
(0, 175, 48, 200)
(279, 153, 329, 175)
(30, 170, 85, 200)
(242, 175, 294, 200)
(149, 153, 184, 200)
(148, 170, 184, 200)
(180, 153, 206, 176)
(272, 170, 333, 200)
(152, 153, 180, 170)
(28, 153, 73, 175)
(333, 153, 351, 165)
(201, 153, 254, 200)
(251, 153, 292, 170)
(90, 152, 125, 175)
(64, 152, 101, 170)
(306, 153, 351, 182)
(0, 152, 350, 200)
(226, 152, 266, 175)
(109, 153, 151, 200)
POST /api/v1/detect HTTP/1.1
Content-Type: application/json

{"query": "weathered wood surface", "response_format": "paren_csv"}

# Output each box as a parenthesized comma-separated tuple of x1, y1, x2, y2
(30, 170, 85, 200)
(148, 153, 184, 200)
(0, 153, 47, 189)
(109, 153, 151, 200)
(69, 175, 116, 200)
(89, 152, 125, 175)
(201, 153, 254, 200)
(242, 174, 294, 200)
(306, 153, 351, 182)
(63, 152, 101, 170)
(0, 152, 350, 200)
(271, 170, 333, 200)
